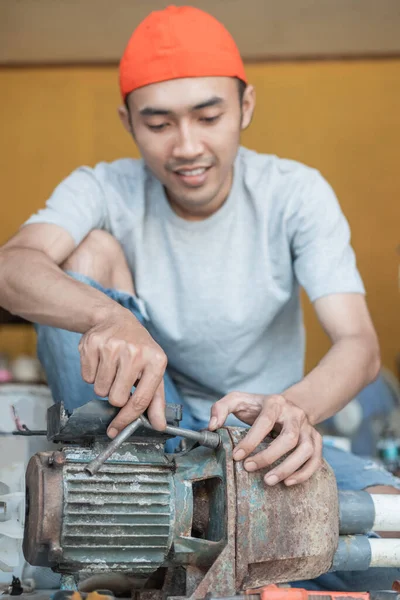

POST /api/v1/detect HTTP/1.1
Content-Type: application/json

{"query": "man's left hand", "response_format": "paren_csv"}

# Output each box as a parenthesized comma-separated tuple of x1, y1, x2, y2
(208, 392, 323, 486)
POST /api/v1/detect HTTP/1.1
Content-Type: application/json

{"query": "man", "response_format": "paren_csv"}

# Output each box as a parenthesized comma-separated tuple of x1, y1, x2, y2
(0, 5, 399, 590)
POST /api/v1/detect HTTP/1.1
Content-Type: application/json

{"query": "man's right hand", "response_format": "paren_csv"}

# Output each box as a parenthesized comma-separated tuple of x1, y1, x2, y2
(78, 306, 167, 437)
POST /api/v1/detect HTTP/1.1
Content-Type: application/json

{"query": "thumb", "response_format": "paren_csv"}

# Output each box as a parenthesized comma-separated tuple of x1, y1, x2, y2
(208, 396, 232, 430)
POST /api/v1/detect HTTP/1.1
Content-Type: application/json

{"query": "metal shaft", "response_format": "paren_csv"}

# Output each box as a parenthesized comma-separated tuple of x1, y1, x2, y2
(139, 414, 221, 449)
(85, 417, 142, 475)
(86, 414, 221, 476)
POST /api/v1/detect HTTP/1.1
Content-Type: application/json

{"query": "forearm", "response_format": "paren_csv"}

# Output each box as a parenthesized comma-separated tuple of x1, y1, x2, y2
(283, 334, 381, 425)
(0, 246, 123, 332)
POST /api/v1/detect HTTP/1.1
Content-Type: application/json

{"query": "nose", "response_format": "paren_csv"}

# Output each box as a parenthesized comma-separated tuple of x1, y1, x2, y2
(172, 121, 204, 162)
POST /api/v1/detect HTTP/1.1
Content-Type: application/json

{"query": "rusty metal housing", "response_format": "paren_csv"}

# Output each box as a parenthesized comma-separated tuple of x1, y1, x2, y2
(23, 402, 339, 597)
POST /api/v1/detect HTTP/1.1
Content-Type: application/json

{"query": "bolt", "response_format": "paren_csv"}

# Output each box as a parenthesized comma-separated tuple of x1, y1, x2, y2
(48, 451, 66, 468)
(52, 452, 66, 467)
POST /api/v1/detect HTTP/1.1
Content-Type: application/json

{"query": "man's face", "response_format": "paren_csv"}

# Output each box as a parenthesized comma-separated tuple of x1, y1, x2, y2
(121, 77, 254, 219)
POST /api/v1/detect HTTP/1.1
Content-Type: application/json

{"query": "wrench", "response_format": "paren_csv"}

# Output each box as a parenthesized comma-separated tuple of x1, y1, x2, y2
(86, 414, 220, 475)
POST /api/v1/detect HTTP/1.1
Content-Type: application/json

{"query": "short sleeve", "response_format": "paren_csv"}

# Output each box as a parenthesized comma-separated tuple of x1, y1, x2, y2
(287, 171, 365, 302)
(22, 167, 107, 247)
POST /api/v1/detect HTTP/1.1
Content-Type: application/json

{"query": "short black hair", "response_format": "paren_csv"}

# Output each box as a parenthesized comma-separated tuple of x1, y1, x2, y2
(237, 78, 247, 104)
(124, 77, 247, 113)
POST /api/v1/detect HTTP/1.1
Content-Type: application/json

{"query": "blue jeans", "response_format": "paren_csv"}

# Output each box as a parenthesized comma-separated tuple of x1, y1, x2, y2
(36, 273, 400, 591)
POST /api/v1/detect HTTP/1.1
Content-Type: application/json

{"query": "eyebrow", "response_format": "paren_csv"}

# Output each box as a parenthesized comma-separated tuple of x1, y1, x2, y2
(139, 96, 224, 117)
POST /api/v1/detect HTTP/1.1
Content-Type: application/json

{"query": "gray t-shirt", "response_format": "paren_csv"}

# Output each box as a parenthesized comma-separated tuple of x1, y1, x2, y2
(25, 147, 365, 423)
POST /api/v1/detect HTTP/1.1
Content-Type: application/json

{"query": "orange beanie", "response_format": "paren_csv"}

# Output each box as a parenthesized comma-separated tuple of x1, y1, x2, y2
(119, 5, 247, 99)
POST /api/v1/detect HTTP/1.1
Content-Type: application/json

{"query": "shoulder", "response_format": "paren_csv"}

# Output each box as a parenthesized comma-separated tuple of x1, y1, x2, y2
(91, 158, 147, 189)
(55, 158, 146, 193)
(238, 147, 328, 217)
(55, 158, 149, 207)
(238, 146, 317, 189)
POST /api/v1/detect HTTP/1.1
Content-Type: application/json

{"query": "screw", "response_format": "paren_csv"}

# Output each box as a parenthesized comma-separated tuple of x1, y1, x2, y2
(48, 452, 65, 467)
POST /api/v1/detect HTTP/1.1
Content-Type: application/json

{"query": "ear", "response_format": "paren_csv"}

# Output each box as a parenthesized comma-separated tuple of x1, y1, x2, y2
(118, 105, 133, 135)
(240, 84, 255, 131)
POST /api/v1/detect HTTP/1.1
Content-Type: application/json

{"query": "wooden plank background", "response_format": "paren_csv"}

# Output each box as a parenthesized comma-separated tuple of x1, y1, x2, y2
(1, 60, 400, 370)
(1, 0, 400, 65)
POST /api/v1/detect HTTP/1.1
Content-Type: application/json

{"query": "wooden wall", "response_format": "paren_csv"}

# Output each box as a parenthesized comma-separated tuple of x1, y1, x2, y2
(1, 60, 399, 373)
(2, 0, 400, 63)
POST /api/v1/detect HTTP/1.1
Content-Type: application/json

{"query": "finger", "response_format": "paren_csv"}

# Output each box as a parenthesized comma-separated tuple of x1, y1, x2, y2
(262, 437, 314, 486)
(108, 368, 141, 407)
(209, 392, 260, 430)
(243, 419, 300, 472)
(284, 435, 323, 486)
(147, 381, 167, 431)
(283, 453, 322, 486)
(132, 365, 164, 412)
(232, 402, 281, 461)
(208, 397, 231, 430)
(79, 339, 100, 384)
(93, 349, 119, 398)
(107, 367, 161, 436)
(107, 394, 145, 438)
(108, 349, 141, 407)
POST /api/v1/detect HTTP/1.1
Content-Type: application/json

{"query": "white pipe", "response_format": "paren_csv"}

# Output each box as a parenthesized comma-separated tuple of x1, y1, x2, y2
(370, 538, 400, 567)
(371, 494, 400, 531)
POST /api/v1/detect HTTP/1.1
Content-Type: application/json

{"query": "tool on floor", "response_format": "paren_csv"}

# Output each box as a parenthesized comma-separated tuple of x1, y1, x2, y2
(207, 584, 400, 600)
(22, 400, 400, 600)
(51, 592, 114, 600)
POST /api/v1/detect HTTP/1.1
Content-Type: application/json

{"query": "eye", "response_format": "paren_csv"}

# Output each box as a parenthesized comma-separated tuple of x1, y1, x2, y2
(200, 115, 221, 124)
(147, 123, 169, 132)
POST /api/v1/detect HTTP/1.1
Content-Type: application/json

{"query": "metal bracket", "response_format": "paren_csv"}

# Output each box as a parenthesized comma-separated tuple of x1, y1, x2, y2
(47, 399, 182, 442)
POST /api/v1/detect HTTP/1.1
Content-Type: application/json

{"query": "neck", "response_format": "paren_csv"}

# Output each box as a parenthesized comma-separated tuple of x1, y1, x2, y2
(166, 169, 233, 221)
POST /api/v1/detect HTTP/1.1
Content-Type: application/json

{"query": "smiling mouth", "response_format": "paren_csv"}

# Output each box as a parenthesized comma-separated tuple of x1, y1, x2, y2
(172, 166, 212, 187)
(174, 167, 209, 176)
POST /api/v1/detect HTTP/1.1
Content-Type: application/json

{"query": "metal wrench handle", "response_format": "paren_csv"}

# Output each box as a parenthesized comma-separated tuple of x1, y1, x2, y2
(85, 417, 142, 475)
(86, 414, 221, 476)
(139, 415, 221, 449)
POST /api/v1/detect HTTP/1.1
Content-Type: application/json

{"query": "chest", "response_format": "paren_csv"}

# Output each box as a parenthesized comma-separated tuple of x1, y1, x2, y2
(124, 219, 294, 348)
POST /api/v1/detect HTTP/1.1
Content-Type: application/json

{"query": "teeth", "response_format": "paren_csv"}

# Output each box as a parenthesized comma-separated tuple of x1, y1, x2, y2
(177, 168, 206, 176)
